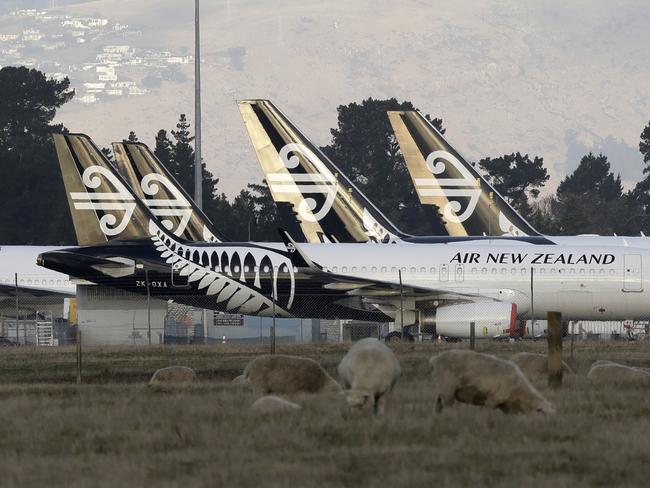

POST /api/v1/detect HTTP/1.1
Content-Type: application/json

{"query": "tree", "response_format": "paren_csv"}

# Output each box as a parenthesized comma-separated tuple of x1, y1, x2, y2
(553, 153, 632, 235)
(640, 120, 650, 168)
(321, 98, 444, 235)
(127, 131, 138, 142)
(0, 66, 75, 244)
(101, 147, 114, 164)
(478, 152, 549, 219)
(170, 114, 195, 193)
(153, 129, 173, 170)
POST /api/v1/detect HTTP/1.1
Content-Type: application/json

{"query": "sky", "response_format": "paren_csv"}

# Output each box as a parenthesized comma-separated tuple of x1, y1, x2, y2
(7, 0, 650, 198)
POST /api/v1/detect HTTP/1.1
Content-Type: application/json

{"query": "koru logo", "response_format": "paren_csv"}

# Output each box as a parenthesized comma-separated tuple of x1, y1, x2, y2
(70, 165, 136, 236)
(267, 143, 338, 222)
(140, 173, 193, 237)
(414, 150, 481, 224)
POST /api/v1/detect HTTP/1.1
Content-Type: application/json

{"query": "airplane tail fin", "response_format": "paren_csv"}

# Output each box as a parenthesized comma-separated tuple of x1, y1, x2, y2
(387, 110, 539, 237)
(237, 99, 406, 243)
(53, 133, 160, 245)
(112, 141, 226, 242)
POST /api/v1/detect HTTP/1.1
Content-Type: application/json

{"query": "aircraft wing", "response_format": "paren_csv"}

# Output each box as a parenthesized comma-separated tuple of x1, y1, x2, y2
(279, 230, 487, 305)
(0, 283, 74, 299)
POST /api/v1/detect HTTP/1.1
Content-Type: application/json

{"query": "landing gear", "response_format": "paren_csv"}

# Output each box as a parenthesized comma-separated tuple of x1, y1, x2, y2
(384, 331, 415, 342)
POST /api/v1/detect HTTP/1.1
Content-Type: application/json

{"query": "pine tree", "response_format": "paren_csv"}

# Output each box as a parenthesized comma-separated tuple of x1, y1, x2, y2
(478, 152, 549, 219)
(0, 66, 75, 244)
(127, 131, 138, 142)
(321, 97, 444, 235)
(170, 114, 195, 194)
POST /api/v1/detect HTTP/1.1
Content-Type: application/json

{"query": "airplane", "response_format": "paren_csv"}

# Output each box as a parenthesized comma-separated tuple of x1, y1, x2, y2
(390, 109, 650, 247)
(111, 140, 226, 243)
(239, 99, 650, 250)
(38, 133, 650, 341)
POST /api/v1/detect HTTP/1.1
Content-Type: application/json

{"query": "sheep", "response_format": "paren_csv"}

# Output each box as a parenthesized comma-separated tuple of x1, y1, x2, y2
(587, 362, 650, 385)
(243, 354, 341, 395)
(231, 374, 249, 386)
(337, 338, 401, 416)
(251, 395, 301, 415)
(510, 352, 575, 381)
(149, 366, 196, 385)
(430, 350, 554, 415)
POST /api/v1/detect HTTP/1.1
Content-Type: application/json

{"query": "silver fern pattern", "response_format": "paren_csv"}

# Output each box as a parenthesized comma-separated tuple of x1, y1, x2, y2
(149, 221, 295, 316)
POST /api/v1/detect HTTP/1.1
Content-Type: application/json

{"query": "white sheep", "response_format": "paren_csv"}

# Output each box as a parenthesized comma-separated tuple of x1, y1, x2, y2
(510, 352, 575, 381)
(149, 366, 196, 385)
(243, 354, 341, 395)
(587, 362, 650, 385)
(251, 395, 301, 415)
(430, 350, 554, 415)
(337, 338, 401, 415)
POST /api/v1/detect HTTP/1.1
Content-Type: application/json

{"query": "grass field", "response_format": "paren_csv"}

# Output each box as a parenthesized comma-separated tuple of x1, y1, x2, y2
(1, 340, 649, 487)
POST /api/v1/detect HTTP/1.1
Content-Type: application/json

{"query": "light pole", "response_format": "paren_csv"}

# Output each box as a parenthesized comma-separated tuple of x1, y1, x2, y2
(194, 0, 203, 210)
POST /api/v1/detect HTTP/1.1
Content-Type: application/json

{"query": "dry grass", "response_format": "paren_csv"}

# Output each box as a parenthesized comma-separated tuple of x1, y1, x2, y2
(0, 341, 649, 487)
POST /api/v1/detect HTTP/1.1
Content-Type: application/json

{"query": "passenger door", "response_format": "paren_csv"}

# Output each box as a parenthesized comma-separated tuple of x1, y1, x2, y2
(624, 255, 642, 292)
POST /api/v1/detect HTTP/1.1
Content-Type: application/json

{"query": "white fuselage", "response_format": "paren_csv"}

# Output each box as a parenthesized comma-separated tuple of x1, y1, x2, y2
(290, 241, 649, 321)
(0, 246, 75, 293)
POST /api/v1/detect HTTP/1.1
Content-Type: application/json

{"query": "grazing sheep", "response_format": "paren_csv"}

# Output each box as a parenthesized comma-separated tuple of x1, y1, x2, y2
(251, 395, 301, 415)
(510, 352, 575, 380)
(337, 338, 401, 416)
(149, 366, 196, 385)
(430, 350, 554, 415)
(243, 355, 341, 395)
(232, 374, 249, 386)
(587, 362, 650, 384)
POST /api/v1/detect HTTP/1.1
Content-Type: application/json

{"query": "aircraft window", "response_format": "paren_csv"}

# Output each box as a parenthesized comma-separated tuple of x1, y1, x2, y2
(351, 267, 357, 273)
(273, 266, 279, 272)
(501, 268, 507, 275)
(215, 266, 221, 273)
(481, 268, 487, 275)
(391, 267, 397, 273)
(471, 268, 477, 274)
(262, 266, 269, 273)
(569, 269, 576, 275)
(491, 268, 497, 275)
(332, 267, 338, 273)
(65, 280, 70, 285)
(372, 267, 377, 273)
(50, 280, 54, 285)
(521, 268, 527, 275)
(20, 279, 25, 285)
(57, 280, 61, 285)
(511, 268, 516, 275)
(609, 269, 615, 275)
(589, 269, 595, 276)
(224, 266, 229, 273)
(430, 267, 437, 274)
(550, 269, 557, 275)
(599, 269, 605, 275)
(538, 268, 545, 275)
(381, 267, 387, 273)
(579, 269, 585, 275)
(420, 267, 426, 273)
(233, 266, 240, 273)
(362, 266, 367, 273)
(342, 266, 348, 273)
(244, 266, 249, 273)
(410, 267, 416, 273)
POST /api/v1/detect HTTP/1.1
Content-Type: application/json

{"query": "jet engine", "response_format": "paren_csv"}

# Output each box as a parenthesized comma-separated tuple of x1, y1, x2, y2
(420, 302, 517, 338)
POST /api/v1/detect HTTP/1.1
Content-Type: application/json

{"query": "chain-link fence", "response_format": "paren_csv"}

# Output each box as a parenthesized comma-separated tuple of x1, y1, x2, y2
(2, 273, 649, 347)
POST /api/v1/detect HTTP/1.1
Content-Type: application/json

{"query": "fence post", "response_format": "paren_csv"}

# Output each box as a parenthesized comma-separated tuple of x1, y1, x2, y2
(547, 311, 563, 389)
(469, 321, 476, 350)
(14, 272, 19, 345)
(76, 328, 82, 385)
(570, 320, 575, 361)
